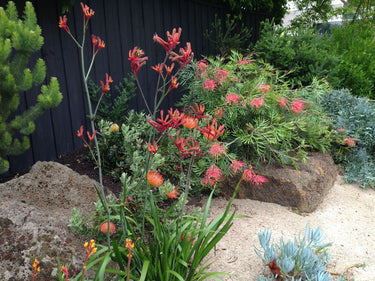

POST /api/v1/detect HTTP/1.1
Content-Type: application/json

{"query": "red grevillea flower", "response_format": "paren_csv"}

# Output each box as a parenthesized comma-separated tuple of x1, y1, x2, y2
(129, 47, 148, 76)
(252, 175, 268, 186)
(166, 187, 178, 199)
(214, 107, 224, 119)
(278, 97, 288, 108)
(203, 79, 217, 92)
(182, 114, 198, 129)
(191, 103, 209, 121)
(209, 142, 226, 158)
(58, 15, 69, 33)
(259, 83, 271, 94)
(148, 140, 158, 156)
(147, 110, 172, 133)
(100, 221, 116, 235)
(250, 97, 265, 109)
(80, 2, 95, 21)
(238, 58, 253, 65)
(291, 99, 305, 114)
(202, 164, 223, 187)
(100, 73, 113, 94)
(197, 60, 209, 78)
(153, 27, 182, 52)
(198, 119, 225, 140)
(345, 137, 358, 147)
(225, 93, 241, 105)
(242, 168, 255, 182)
(170, 42, 194, 67)
(214, 68, 230, 85)
(147, 170, 164, 187)
(229, 159, 246, 174)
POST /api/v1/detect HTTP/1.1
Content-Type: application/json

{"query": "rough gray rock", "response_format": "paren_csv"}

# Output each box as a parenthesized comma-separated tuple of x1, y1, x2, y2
(220, 153, 337, 213)
(0, 161, 104, 281)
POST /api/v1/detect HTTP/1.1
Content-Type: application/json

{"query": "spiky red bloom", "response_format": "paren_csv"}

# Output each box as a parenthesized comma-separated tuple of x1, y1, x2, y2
(291, 99, 305, 114)
(198, 119, 225, 141)
(129, 47, 148, 76)
(170, 42, 194, 67)
(59, 15, 69, 33)
(147, 170, 164, 187)
(202, 164, 223, 187)
(250, 97, 265, 109)
(153, 27, 182, 52)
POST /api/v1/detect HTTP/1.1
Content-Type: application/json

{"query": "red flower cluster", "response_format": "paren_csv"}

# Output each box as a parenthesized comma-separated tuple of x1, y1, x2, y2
(170, 131, 203, 158)
(214, 68, 230, 85)
(77, 125, 97, 146)
(170, 42, 194, 67)
(100, 73, 113, 94)
(91, 35, 105, 54)
(225, 93, 241, 105)
(128, 47, 148, 76)
(203, 79, 217, 92)
(198, 119, 225, 140)
(202, 164, 223, 187)
(147, 109, 184, 133)
(153, 27, 182, 53)
(291, 99, 305, 114)
(250, 97, 265, 109)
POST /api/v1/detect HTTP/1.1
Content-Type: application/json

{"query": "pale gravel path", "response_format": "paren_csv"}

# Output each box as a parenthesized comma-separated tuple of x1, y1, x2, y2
(190, 176, 375, 281)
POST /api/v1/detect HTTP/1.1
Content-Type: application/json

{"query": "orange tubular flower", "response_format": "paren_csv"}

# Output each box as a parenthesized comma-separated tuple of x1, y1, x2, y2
(166, 187, 178, 199)
(182, 114, 198, 129)
(87, 130, 97, 143)
(97, 37, 105, 50)
(191, 103, 209, 121)
(148, 140, 158, 156)
(147, 110, 172, 133)
(164, 63, 175, 76)
(153, 27, 182, 52)
(168, 76, 179, 92)
(147, 170, 164, 187)
(31, 258, 40, 281)
(100, 73, 113, 94)
(58, 15, 69, 33)
(80, 2, 95, 21)
(170, 42, 194, 68)
(129, 47, 148, 76)
(91, 34, 98, 49)
(198, 119, 225, 141)
(168, 108, 184, 128)
(152, 63, 163, 74)
(77, 125, 84, 138)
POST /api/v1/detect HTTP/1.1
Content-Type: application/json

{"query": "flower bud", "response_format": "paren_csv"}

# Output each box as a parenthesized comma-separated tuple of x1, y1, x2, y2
(100, 222, 116, 235)
(110, 123, 120, 132)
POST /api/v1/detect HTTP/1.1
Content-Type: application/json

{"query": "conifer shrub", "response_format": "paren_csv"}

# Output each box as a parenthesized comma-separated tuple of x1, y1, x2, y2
(0, 1, 62, 173)
(320, 89, 375, 188)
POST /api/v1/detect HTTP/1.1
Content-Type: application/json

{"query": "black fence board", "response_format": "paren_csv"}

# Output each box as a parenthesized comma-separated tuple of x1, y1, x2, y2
(2, 0, 266, 176)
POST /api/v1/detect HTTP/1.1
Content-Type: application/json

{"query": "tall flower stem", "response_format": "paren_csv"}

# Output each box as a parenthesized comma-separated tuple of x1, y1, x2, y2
(80, 29, 111, 251)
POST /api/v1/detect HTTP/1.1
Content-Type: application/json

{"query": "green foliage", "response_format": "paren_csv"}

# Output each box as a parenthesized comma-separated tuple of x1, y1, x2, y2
(204, 14, 252, 57)
(329, 20, 375, 98)
(179, 52, 334, 167)
(88, 73, 136, 125)
(289, 0, 335, 28)
(253, 20, 341, 89)
(320, 89, 375, 188)
(0, 1, 62, 174)
(255, 224, 332, 280)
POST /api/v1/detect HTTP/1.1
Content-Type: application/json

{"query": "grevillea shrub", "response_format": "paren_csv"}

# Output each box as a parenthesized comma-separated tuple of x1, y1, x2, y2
(179, 51, 334, 168)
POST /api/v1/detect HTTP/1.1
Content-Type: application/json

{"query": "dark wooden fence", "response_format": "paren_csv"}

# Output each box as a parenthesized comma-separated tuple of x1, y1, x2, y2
(3, 0, 266, 176)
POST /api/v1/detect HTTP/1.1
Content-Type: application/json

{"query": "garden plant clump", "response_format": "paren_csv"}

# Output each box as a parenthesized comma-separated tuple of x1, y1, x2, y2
(179, 51, 335, 169)
(50, 2, 270, 280)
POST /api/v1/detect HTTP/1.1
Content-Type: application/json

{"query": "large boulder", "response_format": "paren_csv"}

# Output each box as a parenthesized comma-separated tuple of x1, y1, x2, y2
(0, 161, 105, 281)
(220, 153, 337, 213)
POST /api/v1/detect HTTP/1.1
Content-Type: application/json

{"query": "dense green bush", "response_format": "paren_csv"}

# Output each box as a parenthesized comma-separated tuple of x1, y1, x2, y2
(329, 21, 375, 98)
(320, 89, 375, 188)
(253, 20, 340, 89)
(179, 52, 334, 168)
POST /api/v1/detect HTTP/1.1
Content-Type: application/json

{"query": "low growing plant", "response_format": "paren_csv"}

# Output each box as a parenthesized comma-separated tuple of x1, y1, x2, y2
(255, 224, 332, 281)
(320, 89, 375, 188)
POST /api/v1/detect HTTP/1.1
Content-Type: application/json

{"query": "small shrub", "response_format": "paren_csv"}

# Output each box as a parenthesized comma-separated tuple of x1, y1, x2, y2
(253, 20, 340, 89)
(320, 89, 375, 188)
(179, 52, 334, 168)
(255, 224, 332, 281)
